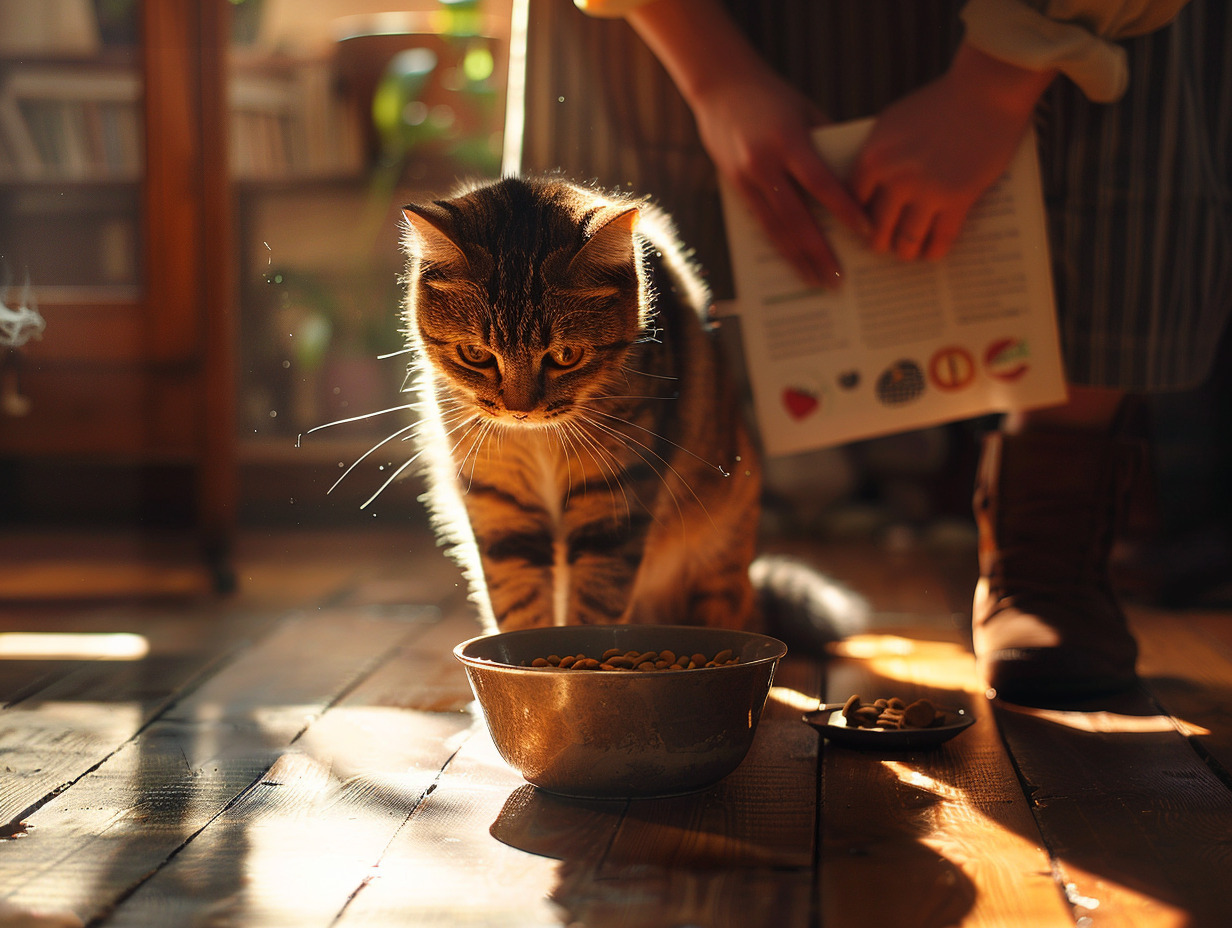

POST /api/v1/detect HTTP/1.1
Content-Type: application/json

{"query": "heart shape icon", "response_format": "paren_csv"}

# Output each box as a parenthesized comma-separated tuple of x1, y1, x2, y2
(782, 386, 819, 420)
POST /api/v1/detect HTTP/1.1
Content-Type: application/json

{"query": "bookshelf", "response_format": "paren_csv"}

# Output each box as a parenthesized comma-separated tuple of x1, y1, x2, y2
(0, 0, 513, 555)
(229, 50, 366, 181)
(0, 0, 234, 584)
(0, 63, 142, 181)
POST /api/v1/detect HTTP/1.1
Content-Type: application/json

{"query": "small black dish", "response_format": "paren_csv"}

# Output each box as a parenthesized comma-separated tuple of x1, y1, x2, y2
(802, 703, 975, 750)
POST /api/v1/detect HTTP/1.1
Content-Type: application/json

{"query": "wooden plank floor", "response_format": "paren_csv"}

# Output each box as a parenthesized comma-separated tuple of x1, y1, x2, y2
(2, 526, 1231, 927)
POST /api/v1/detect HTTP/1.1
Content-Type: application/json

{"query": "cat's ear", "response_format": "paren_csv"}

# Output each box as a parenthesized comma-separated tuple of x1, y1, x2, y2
(402, 206, 471, 274)
(566, 206, 640, 284)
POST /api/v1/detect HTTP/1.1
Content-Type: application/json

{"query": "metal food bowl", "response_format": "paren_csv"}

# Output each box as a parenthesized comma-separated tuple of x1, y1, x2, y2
(454, 625, 787, 799)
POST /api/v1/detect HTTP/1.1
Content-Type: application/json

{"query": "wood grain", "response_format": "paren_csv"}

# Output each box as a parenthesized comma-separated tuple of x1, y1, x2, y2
(333, 732, 565, 928)
(605, 719, 817, 870)
(994, 690, 1232, 928)
(0, 651, 236, 827)
(0, 608, 422, 923)
(1130, 606, 1232, 774)
(3, 532, 1230, 928)
(821, 631, 1074, 928)
(93, 606, 477, 926)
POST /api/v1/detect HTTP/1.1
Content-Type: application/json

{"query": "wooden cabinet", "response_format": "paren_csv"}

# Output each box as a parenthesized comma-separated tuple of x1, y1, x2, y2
(0, 0, 512, 568)
(0, 0, 233, 579)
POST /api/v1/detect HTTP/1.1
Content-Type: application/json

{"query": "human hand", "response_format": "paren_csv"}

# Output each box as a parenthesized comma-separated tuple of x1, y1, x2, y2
(689, 66, 870, 288)
(850, 43, 1056, 262)
(623, 0, 868, 287)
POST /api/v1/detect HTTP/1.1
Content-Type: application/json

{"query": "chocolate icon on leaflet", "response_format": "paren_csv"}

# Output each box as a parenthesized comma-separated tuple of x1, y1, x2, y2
(875, 360, 925, 406)
(837, 370, 860, 391)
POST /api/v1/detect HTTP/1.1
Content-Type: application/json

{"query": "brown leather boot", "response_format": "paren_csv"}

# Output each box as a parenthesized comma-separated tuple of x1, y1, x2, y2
(972, 429, 1141, 704)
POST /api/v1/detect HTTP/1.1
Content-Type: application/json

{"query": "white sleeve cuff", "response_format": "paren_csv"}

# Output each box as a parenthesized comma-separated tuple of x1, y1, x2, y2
(961, 0, 1130, 102)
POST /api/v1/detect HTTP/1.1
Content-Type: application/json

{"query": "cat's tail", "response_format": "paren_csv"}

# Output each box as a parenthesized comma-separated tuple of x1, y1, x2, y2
(750, 554, 871, 656)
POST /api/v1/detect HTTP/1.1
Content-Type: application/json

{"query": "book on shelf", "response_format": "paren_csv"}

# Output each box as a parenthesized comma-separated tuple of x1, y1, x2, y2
(719, 117, 1067, 457)
(230, 60, 364, 181)
(0, 0, 100, 56)
(0, 67, 141, 180)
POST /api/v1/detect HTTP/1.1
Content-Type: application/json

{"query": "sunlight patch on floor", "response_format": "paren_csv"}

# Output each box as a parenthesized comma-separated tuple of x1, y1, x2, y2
(0, 632, 150, 661)
(829, 633, 982, 693)
(996, 700, 1212, 737)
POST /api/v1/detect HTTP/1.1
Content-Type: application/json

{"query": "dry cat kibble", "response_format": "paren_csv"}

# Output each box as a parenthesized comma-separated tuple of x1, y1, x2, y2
(840, 695, 945, 730)
(524, 647, 741, 671)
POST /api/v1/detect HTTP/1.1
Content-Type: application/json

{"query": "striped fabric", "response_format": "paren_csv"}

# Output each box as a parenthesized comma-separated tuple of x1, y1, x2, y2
(1039, 0, 1232, 389)
(520, 0, 1230, 391)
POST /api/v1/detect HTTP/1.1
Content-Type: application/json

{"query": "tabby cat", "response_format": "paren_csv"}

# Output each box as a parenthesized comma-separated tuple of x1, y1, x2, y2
(401, 177, 865, 644)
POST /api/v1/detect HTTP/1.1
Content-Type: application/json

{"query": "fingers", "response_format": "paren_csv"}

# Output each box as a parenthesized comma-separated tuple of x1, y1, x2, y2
(862, 181, 969, 262)
(736, 171, 843, 289)
(891, 206, 933, 262)
(921, 209, 965, 261)
(789, 146, 872, 242)
(864, 184, 929, 259)
(730, 132, 976, 283)
(744, 140, 876, 288)
(852, 134, 978, 263)
(853, 149, 939, 261)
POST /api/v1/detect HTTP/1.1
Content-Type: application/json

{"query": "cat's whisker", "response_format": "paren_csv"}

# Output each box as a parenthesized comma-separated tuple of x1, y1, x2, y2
(575, 413, 699, 529)
(589, 408, 727, 475)
(358, 410, 483, 509)
(435, 403, 472, 425)
(583, 419, 684, 527)
(543, 422, 567, 495)
(469, 420, 500, 490)
(393, 406, 467, 444)
(446, 413, 486, 456)
(423, 400, 473, 431)
(478, 420, 506, 484)
(590, 393, 675, 402)
(326, 421, 417, 495)
(452, 417, 493, 489)
(549, 422, 578, 509)
(619, 365, 677, 382)
(581, 412, 717, 529)
(304, 403, 414, 435)
(563, 419, 634, 523)
(431, 407, 471, 429)
(359, 451, 425, 510)
(416, 415, 459, 443)
(376, 347, 414, 359)
(557, 420, 615, 516)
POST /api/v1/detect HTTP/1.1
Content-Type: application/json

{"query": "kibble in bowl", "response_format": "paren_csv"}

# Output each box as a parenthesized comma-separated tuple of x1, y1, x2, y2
(454, 625, 787, 798)
(524, 646, 741, 671)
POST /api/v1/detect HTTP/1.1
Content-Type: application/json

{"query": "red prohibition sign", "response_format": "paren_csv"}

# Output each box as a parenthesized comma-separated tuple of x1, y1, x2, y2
(928, 346, 976, 391)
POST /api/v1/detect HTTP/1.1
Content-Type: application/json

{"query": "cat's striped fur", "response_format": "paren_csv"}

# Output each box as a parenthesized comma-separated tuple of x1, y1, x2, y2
(402, 177, 866, 643)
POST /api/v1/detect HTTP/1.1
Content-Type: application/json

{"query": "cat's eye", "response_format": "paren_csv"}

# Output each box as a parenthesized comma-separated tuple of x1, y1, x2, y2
(546, 345, 584, 369)
(457, 344, 495, 367)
